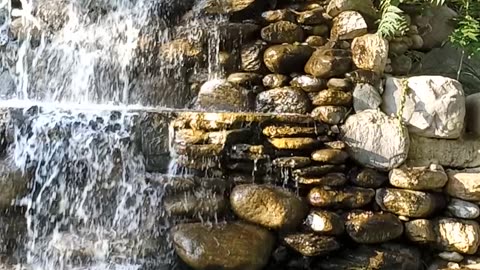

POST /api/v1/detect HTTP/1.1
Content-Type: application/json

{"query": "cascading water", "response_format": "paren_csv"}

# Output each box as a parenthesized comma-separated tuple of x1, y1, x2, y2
(0, 0, 228, 269)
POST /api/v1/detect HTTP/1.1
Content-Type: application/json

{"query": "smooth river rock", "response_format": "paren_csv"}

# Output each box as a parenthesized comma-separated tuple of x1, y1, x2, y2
(376, 188, 446, 218)
(405, 219, 436, 243)
(345, 211, 404, 244)
(305, 48, 352, 78)
(340, 110, 409, 171)
(389, 164, 448, 191)
(382, 76, 466, 139)
(326, 0, 378, 18)
(311, 149, 348, 164)
(230, 184, 308, 230)
(311, 89, 352, 106)
(290, 75, 326, 92)
(268, 137, 318, 150)
(172, 222, 274, 270)
(447, 198, 480, 219)
(264, 44, 314, 74)
(308, 186, 375, 208)
(263, 74, 289, 89)
(196, 79, 250, 111)
(295, 172, 347, 186)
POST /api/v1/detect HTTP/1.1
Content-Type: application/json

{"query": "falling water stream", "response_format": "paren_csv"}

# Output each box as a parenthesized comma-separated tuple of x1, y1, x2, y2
(0, 0, 227, 269)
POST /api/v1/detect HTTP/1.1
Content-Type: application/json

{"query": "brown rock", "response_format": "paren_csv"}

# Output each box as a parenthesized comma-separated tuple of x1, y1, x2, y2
(311, 149, 349, 164)
(311, 90, 352, 106)
(311, 106, 349, 125)
(262, 9, 296, 23)
(331, 11, 368, 40)
(290, 75, 326, 92)
(264, 44, 314, 74)
(445, 169, 480, 202)
(435, 218, 480, 254)
(305, 48, 352, 78)
(294, 165, 346, 178)
(389, 164, 448, 191)
(405, 219, 436, 243)
(269, 137, 318, 150)
(240, 40, 268, 72)
(263, 74, 290, 89)
(376, 188, 446, 218)
(308, 186, 375, 208)
(261, 21, 304, 44)
(306, 36, 327, 47)
(230, 184, 308, 230)
(295, 173, 347, 186)
(272, 157, 311, 169)
(351, 34, 389, 73)
(345, 211, 404, 244)
(262, 124, 327, 138)
(284, 233, 340, 257)
(297, 8, 326, 25)
(348, 167, 387, 188)
(172, 222, 274, 270)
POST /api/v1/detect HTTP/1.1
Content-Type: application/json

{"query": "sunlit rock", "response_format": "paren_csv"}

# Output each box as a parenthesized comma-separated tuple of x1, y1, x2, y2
(230, 184, 308, 230)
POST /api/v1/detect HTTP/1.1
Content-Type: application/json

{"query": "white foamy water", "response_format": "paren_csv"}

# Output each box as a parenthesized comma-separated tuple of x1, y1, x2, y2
(0, 0, 223, 269)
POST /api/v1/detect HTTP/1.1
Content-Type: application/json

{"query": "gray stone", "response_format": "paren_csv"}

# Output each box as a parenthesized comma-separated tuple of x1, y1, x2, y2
(408, 134, 480, 168)
(438, 251, 464, 263)
(353, 83, 382, 112)
(327, 78, 353, 91)
(230, 184, 308, 230)
(172, 222, 274, 270)
(447, 198, 480, 219)
(0, 71, 16, 100)
(340, 110, 409, 171)
(382, 76, 465, 139)
(412, 6, 457, 49)
(466, 93, 480, 136)
(256, 87, 310, 114)
(331, 11, 368, 41)
(164, 191, 227, 217)
(391, 55, 413, 75)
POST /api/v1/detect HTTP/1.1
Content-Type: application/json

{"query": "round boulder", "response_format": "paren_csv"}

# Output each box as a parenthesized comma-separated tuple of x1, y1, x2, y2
(261, 21, 304, 44)
(308, 186, 375, 209)
(230, 184, 308, 230)
(311, 106, 349, 125)
(172, 222, 274, 270)
(305, 210, 345, 235)
(376, 188, 446, 218)
(264, 44, 314, 74)
(389, 164, 448, 191)
(284, 233, 340, 257)
(196, 79, 250, 111)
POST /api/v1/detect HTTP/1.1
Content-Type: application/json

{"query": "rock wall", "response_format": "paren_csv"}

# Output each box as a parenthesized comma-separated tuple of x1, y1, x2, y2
(162, 0, 480, 270)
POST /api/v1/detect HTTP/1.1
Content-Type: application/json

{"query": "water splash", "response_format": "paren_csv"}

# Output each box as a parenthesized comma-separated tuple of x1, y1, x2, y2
(11, 107, 172, 269)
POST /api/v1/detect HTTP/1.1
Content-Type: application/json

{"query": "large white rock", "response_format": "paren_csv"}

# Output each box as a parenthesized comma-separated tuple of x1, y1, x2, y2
(408, 134, 480, 168)
(382, 76, 466, 139)
(351, 34, 389, 74)
(466, 93, 480, 136)
(340, 110, 409, 171)
(330, 11, 367, 41)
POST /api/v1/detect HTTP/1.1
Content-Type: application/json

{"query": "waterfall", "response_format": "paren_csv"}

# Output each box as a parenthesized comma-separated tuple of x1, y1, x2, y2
(0, 0, 227, 269)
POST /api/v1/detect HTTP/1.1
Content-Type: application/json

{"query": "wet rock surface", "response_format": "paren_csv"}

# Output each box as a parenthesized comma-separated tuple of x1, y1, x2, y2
(172, 222, 275, 270)
(256, 87, 311, 114)
(376, 188, 446, 218)
(345, 211, 404, 244)
(283, 233, 340, 257)
(308, 186, 375, 208)
(230, 184, 308, 231)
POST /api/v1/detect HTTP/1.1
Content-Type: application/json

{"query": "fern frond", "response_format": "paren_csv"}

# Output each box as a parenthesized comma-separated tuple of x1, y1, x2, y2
(377, 0, 409, 39)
